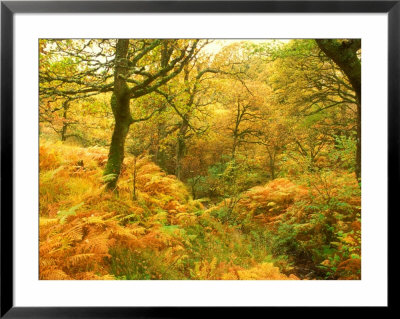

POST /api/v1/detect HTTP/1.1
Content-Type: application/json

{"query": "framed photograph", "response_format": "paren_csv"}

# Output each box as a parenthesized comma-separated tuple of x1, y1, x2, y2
(1, 0, 395, 316)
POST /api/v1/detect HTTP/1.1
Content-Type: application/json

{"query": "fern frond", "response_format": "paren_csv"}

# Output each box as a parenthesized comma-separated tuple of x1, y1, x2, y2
(67, 253, 95, 267)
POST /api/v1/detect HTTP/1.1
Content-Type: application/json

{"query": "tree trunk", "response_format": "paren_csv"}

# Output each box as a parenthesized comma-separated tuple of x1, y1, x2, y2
(267, 148, 276, 180)
(191, 177, 199, 200)
(175, 119, 188, 180)
(61, 100, 69, 142)
(231, 133, 238, 160)
(316, 39, 361, 182)
(232, 103, 241, 160)
(269, 156, 275, 180)
(105, 120, 131, 189)
(356, 101, 361, 182)
(175, 135, 184, 180)
(104, 39, 132, 190)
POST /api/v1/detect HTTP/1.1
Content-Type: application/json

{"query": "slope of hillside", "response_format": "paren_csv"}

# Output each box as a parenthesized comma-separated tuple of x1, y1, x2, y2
(39, 141, 300, 280)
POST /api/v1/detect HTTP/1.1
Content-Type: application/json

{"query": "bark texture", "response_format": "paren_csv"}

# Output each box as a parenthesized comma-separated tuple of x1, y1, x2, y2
(104, 39, 132, 190)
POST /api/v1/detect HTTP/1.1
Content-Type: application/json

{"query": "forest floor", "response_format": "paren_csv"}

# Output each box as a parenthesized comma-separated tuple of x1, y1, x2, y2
(39, 140, 361, 280)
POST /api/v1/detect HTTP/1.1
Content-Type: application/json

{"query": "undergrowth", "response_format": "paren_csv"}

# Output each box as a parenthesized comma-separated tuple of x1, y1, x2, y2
(39, 140, 360, 280)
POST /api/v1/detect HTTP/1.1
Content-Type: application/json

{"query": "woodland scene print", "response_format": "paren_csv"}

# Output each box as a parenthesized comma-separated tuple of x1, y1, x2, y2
(39, 39, 361, 280)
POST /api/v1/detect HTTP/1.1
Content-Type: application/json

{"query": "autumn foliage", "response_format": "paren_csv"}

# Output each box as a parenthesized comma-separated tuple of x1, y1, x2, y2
(39, 142, 299, 280)
(39, 39, 361, 280)
(39, 140, 360, 280)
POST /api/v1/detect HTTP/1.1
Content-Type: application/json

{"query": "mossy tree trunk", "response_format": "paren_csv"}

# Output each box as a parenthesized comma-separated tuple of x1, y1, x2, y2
(104, 39, 133, 190)
(316, 39, 361, 183)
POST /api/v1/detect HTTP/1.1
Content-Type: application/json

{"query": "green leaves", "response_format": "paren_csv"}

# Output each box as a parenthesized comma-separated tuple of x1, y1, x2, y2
(57, 202, 84, 224)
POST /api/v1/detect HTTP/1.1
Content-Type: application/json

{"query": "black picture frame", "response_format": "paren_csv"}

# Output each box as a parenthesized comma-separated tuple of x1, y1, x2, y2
(1, 0, 395, 317)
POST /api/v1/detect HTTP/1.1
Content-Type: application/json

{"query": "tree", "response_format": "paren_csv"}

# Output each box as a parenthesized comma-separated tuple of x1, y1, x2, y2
(39, 44, 88, 142)
(104, 39, 203, 189)
(254, 113, 291, 180)
(40, 39, 201, 189)
(315, 39, 361, 182)
(156, 61, 218, 179)
(256, 40, 359, 180)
